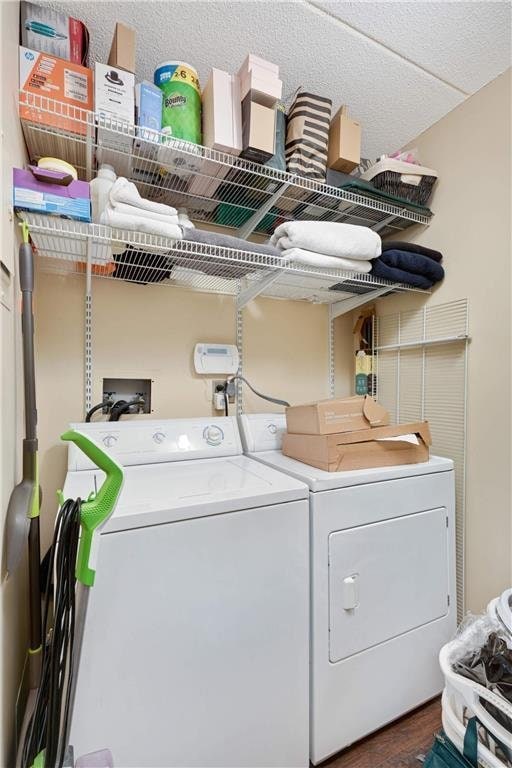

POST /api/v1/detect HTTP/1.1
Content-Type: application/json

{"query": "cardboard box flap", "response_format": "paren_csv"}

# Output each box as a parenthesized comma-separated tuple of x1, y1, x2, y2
(332, 421, 432, 447)
(362, 397, 389, 427)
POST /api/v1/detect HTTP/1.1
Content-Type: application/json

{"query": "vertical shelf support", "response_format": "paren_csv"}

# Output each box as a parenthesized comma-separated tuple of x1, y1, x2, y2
(328, 306, 335, 398)
(84, 238, 93, 417)
(236, 283, 244, 416)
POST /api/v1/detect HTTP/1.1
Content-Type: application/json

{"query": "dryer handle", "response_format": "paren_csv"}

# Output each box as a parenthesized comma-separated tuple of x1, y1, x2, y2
(342, 574, 359, 610)
(61, 430, 124, 587)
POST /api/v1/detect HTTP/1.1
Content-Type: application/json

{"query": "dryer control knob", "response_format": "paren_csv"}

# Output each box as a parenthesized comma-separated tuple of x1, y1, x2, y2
(103, 434, 117, 448)
(153, 432, 166, 444)
(204, 425, 224, 446)
(267, 423, 277, 435)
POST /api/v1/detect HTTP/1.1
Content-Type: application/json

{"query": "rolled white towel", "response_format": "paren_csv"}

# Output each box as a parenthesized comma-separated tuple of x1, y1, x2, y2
(112, 202, 180, 226)
(270, 221, 381, 260)
(100, 204, 183, 240)
(281, 248, 372, 273)
(109, 177, 178, 217)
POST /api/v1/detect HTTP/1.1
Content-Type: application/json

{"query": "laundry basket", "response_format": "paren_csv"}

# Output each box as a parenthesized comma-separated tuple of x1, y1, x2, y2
(439, 588, 512, 768)
(361, 158, 438, 205)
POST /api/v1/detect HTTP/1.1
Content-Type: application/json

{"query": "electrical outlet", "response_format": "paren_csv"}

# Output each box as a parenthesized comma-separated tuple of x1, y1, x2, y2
(212, 380, 235, 404)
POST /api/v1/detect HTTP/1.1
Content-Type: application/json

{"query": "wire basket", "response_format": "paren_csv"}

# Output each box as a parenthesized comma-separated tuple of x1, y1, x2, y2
(361, 159, 438, 206)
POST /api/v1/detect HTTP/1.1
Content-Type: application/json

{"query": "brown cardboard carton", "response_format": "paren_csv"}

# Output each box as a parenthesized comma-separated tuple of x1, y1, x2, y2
(108, 22, 136, 73)
(328, 105, 361, 173)
(282, 422, 431, 472)
(240, 94, 276, 163)
(285, 396, 389, 435)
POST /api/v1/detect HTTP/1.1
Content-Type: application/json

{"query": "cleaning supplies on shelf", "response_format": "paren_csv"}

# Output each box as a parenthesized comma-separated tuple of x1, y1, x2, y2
(279, 247, 372, 273)
(90, 164, 116, 224)
(327, 105, 361, 173)
(285, 91, 332, 182)
(270, 220, 382, 260)
(20, 1, 89, 65)
(154, 60, 201, 144)
(13, 166, 91, 222)
(371, 248, 444, 289)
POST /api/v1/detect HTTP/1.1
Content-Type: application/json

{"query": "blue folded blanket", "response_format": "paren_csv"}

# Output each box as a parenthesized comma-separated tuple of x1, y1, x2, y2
(371, 259, 434, 289)
(380, 249, 445, 281)
(382, 241, 443, 263)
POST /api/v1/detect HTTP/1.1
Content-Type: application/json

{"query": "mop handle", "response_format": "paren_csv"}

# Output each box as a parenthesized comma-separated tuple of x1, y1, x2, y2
(60, 430, 124, 586)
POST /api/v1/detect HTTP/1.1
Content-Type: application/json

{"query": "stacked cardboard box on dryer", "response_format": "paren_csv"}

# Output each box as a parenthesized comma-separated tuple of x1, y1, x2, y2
(283, 396, 432, 472)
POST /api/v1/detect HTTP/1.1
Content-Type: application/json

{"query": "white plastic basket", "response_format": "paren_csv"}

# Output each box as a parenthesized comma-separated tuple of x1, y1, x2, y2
(442, 689, 506, 768)
(440, 641, 512, 751)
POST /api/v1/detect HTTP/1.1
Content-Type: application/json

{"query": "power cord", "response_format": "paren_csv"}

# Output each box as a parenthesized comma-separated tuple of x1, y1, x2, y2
(222, 375, 290, 416)
(21, 498, 81, 768)
(109, 398, 145, 422)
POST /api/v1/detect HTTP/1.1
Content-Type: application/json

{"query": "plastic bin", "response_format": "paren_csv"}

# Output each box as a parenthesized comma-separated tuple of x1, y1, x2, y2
(361, 158, 438, 205)
(442, 689, 506, 768)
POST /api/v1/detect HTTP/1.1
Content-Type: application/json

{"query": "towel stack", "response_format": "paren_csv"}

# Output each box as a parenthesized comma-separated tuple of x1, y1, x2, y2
(270, 221, 381, 272)
(100, 178, 184, 240)
(371, 241, 444, 289)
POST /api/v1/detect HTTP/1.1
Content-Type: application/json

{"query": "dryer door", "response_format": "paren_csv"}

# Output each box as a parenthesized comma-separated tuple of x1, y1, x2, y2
(329, 507, 449, 662)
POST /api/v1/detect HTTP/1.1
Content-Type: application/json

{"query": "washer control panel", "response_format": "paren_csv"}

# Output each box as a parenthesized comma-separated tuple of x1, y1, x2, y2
(67, 417, 242, 470)
(238, 414, 287, 453)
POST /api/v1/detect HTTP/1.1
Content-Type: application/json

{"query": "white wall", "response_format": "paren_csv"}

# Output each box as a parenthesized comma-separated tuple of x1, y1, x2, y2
(1, 2, 29, 765)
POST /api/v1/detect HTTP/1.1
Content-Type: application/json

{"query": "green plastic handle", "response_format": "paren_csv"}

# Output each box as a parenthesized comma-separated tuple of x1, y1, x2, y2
(61, 430, 123, 586)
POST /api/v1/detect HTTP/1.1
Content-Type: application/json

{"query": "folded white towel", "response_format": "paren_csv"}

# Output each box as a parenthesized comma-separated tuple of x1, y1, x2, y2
(281, 247, 372, 273)
(109, 177, 178, 217)
(270, 221, 381, 260)
(112, 202, 180, 226)
(100, 204, 183, 240)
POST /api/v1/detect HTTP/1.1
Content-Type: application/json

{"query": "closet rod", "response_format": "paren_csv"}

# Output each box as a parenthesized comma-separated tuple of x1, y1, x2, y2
(374, 334, 469, 352)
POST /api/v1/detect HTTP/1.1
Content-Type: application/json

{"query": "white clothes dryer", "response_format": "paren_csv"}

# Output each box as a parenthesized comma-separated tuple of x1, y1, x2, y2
(239, 413, 457, 764)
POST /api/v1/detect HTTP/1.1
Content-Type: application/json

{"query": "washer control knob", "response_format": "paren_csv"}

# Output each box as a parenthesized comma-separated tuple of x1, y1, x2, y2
(153, 432, 166, 444)
(204, 425, 224, 446)
(267, 423, 278, 435)
(103, 434, 117, 448)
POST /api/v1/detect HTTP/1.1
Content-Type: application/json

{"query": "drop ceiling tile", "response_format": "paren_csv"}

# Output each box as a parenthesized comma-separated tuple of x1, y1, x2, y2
(312, 1, 512, 94)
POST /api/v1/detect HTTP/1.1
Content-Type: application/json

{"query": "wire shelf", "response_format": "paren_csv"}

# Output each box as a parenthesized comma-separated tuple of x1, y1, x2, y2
(19, 213, 429, 306)
(19, 91, 432, 240)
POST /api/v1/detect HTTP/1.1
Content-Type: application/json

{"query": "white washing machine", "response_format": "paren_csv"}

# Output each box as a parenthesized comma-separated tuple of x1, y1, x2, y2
(63, 416, 310, 768)
(239, 413, 457, 764)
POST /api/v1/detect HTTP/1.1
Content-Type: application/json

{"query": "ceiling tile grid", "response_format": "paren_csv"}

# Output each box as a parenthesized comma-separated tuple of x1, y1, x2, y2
(40, 0, 510, 159)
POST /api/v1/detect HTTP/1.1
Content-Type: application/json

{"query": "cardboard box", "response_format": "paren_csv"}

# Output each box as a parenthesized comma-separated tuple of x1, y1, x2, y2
(239, 70, 282, 107)
(95, 62, 135, 162)
(13, 166, 91, 222)
(135, 81, 162, 138)
(19, 47, 93, 135)
(328, 105, 361, 173)
(286, 395, 389, 435)
(202, 69, 242, 155)
(282, 422, 431, 472)
(240, 95, 275, 163)
(238, 54, 279, 79)
(20, 1, 89, 65)
(108, 22, 136, 74)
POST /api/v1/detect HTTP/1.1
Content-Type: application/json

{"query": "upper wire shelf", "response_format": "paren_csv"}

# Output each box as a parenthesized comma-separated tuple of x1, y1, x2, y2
(19, 213, 429, 311)
(19, 91, 432, 241)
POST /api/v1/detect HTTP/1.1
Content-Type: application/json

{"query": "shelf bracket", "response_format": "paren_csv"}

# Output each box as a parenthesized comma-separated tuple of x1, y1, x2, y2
(236, 267, 287, 309)
(371, 213, 401, 233)
(235, 182, 291, 240)
(330, 286, 391, 318)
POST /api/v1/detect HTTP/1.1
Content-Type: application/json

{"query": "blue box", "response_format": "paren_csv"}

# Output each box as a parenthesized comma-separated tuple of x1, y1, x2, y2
(135, 81, 162, 141)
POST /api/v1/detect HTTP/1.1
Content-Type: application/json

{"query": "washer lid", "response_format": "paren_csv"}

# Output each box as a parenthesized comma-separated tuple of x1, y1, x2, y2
(248, 450, 453, 492)
(63, 455, 308, 532)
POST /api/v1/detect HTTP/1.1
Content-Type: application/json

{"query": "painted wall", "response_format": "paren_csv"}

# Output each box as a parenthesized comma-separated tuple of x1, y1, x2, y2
(371, 70, 512, 612)
(0, 2, 30, 765)
(34, 273, 339, 550)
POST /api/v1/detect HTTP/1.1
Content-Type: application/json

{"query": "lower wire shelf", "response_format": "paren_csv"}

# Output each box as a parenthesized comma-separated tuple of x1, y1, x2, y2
(18, 213, 430, 309)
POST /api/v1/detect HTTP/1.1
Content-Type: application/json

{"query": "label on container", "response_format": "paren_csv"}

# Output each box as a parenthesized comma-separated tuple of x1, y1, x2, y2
(64, 69, 89, 103)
